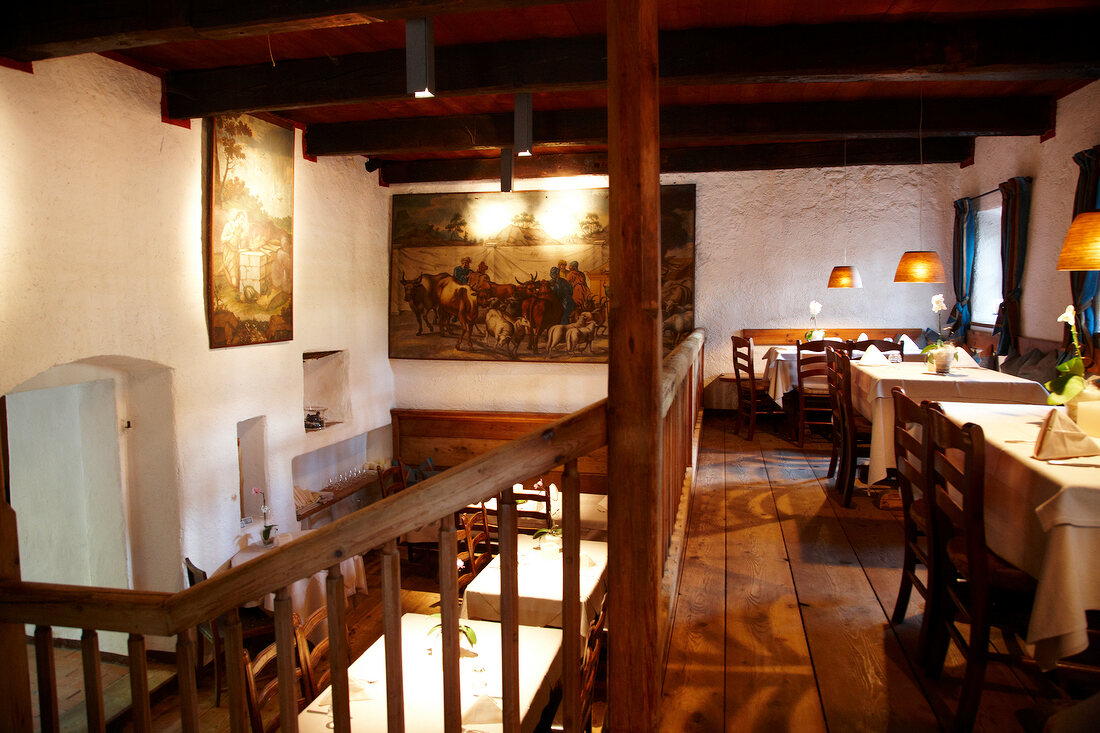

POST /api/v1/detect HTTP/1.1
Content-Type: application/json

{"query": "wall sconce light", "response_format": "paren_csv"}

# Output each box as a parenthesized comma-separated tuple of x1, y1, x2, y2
(514, 92, 532, 157)
(1056, 212, 1100, 270)
(894, 251, 946, 283)
(501, 147, 513, 193)
(405, 17, 435, 98)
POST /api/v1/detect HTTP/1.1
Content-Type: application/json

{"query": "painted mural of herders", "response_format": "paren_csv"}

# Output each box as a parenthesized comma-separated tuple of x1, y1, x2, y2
(548, 267, 574, 325)
(565, 260, 591, 307)
(467, 261, 490, 292)
(453, 256, 473, 284)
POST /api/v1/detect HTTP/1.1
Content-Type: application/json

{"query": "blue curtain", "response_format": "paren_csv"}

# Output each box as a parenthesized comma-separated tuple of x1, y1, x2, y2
(992, 176, 1033, 356)
(1069, 146, 1100, 359)
(946, 197, 976, 341)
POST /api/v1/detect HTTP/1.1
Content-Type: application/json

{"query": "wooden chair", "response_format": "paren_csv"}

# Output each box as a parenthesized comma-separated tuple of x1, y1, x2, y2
(456, 503, 494, 594)
(922, 408, 1038, 733)
(184, 557, 277, 707)
(552, 595, 607, 732)
(377, 465, 408, 498)
(727, 335, 782, 440)
(889, 388, 940, 662)
(295, 606, 349, 701)
(795, 339, 834, 447)
(242, 623, 307, 733)
(514, 479, 554, 534)
(851, 338, 904, 357)
(825, 347, 872, 505)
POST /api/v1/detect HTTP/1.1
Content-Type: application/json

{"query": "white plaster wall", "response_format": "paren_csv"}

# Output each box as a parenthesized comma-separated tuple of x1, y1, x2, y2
(0, 54, 395, 596)
(958, 81, 1100, 344)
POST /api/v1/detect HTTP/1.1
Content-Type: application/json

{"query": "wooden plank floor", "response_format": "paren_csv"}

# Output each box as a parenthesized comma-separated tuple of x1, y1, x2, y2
(658, 411, 1063, 733)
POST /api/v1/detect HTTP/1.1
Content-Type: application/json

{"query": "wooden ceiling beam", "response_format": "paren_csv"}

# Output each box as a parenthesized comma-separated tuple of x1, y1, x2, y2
(1, 0, 583, 62)
(164, 13, 1100, 119)
(305, 97, 1052, 156)
(377, 137, 976, 184)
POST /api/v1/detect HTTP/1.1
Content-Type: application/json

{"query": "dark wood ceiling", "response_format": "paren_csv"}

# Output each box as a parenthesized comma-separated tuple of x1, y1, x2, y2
(5, 1, 1099, 184)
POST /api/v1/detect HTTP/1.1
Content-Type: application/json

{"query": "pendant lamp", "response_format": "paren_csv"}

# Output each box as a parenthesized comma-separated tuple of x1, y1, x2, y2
(1056, 211, 1100, 270)
(894, 94, 946, 284)
(828, 141, 863, 288)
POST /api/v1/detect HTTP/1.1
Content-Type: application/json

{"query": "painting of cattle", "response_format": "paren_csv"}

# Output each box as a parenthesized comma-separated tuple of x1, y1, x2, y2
(389, 185, 695, 362)
(205, 114, 294, 348)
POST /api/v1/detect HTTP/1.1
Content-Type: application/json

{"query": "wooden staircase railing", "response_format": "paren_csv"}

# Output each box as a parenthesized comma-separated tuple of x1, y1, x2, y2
(0, 329, 704, 732)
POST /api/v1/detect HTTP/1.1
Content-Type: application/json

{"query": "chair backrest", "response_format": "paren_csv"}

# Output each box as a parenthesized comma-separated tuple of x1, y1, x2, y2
(580, 597, 608, 730)
(825, 346, 847, 435)
(184, 557, 208, 587)
(295, 606, 345, 701)
(731, 335, 757, 391)
(243, 618, 306, 733)
(456, 503, 494, 592)
(513, 479, 554, 532)
(797, 339, 832, 389)
(852, 338, 903, 355)
(925, 407, 988, 586)
(377, 465, 407, 499)
(891, 388, 944, 519)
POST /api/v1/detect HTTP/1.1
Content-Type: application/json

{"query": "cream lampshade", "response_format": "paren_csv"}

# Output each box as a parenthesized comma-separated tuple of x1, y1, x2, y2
(894, 250, 946, 283)
(1056, 212, 1100, 271)
(828, 265, 863, 288)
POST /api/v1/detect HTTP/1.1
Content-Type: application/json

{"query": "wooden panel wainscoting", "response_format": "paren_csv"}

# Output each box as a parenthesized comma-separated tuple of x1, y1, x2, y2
(742, 327, 925, 345)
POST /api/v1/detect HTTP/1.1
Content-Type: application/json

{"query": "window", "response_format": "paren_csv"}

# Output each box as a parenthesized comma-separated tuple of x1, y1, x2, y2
(970, 197, 1003, 327)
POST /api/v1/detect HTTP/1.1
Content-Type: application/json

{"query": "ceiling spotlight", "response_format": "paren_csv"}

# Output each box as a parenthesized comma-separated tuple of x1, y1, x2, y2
(514, 92, 532, 157)
(364, 157, 382, 173)
(405, 18, 435, 98)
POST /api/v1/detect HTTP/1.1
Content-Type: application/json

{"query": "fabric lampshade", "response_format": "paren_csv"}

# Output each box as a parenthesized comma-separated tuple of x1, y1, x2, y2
(1056, 212, 1100, 271)
(893, 250, 945, 283)
(827, 265, 863, 288)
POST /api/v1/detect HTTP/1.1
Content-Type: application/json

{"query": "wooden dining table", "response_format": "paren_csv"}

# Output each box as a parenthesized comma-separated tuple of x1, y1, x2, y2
(462, 534, 608, 635)
(937, 402, 1100, 670)
(849, 361, 1050, 484)
(297, 612, 562, 732)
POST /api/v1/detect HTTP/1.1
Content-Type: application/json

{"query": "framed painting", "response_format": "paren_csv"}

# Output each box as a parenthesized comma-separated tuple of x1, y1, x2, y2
(205, 114, 294, 348)
(388, 184, 695, 362)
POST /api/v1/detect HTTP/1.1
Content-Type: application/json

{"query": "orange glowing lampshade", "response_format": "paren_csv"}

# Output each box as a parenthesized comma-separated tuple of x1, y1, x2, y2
(894, 251, 946, 283)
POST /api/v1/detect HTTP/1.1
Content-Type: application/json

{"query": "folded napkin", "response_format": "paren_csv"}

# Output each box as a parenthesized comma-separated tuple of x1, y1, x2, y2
(859, 343, 890, 365)
(953, 347, 979, 368)
(898, 334, 921, 355)
(857, 332, 869, 341)
(315, 677, 378, 705)
(293, 485, 320, 508)
(1033, 408, 1100, 461)
(580, 552, 598, 569)
(596, 496, 608, 512)
(464, 694, 503, 725)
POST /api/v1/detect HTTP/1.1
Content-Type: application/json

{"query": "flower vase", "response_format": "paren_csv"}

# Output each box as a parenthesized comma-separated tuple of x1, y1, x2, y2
(1065, 379, 1100, 423)
(931, 346, 954, 375)
(261, 535, 275, 547)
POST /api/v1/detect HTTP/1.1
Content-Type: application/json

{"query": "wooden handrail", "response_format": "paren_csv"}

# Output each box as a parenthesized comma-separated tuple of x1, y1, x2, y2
(0, 582, 173, 634)
(660, 329, 704, 416)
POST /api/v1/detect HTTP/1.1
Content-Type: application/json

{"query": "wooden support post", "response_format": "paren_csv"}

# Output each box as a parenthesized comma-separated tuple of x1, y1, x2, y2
(81, 629, 106, 732)
(437, 519, 462, 733)
(222, 609, 248, 733)
(34, 626, 59, 733)
(175, 629, 200, 732)
(326, 565, 351, 733)
(561, 460, 582, 732)
(381, 540, 405, 733)
(498, 486, 520, 732)
(127, 634, 152, 732)
(607, 0, 662, 729)
(0, 500, 33, 732)
(274, 588, 299, 733)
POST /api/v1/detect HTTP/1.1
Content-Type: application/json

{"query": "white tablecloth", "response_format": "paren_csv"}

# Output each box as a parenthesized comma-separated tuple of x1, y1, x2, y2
(939, 402, 1100, 669)
(298, 613, 562, 733)
(226, 529, 368, 627)
(850, 362, 1049, 484)
(405, 493, 609, 544)
(463, 535, 608, 635)
(762, 346, 798, 403)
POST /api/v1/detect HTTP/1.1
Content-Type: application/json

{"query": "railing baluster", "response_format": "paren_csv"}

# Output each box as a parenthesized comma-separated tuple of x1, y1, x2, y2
(561, 460, 582, 732)
(438, 519, 461, 732)
(381, 539, 405, 733)
(498, 486, 520, 732)
(327, 564, 351, 733)
(81, 629, 105, 732)
(274, 587, 299, 733)
(175, 628, 200, 732)
(127, 633, 152, 732)
(34, 626, 59, 733)
(222, 609, 248, 733)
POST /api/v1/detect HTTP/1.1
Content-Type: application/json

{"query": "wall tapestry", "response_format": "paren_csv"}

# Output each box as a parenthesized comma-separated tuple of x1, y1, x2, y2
(205, 114, 294, 348)
(389, 184, 695, 362)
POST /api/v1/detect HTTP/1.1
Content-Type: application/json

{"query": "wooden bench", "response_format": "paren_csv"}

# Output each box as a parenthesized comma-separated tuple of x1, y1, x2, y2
(391, 408, 608, 494)
(742, 328, 925, 344)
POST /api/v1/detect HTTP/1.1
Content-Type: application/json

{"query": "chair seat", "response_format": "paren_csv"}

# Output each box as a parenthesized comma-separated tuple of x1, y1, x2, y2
(946, 536, 1038, 594)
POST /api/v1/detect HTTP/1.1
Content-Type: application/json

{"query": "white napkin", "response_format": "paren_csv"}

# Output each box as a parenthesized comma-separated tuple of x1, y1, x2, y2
(954, 347, 979, 368)
(596, 496, 608, 512)
(580, 552, 598, 569)
(464, 694, 503, 725)
(859, 344, 890, 365)
(1033, 408, 1100, 461)
(898, 334, 921, 355)
(857, 332, 869, 341)
(315, 677, 378, 705)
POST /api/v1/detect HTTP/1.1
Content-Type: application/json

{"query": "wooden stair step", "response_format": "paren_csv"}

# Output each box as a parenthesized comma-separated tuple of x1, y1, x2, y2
(58, 664, 175, 732)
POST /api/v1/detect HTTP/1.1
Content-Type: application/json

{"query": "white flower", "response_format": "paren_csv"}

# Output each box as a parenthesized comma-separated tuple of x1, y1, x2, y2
(930, 293, 947, 313)
(809, 300, 822, 316)
(1057, 305, 1076, 324)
